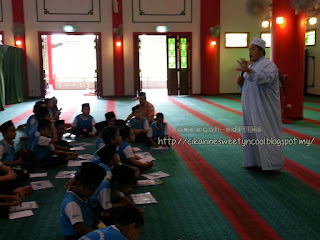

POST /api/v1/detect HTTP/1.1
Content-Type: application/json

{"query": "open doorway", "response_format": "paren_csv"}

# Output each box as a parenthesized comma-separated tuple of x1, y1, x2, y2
(139, 35, 167, 97)
(0, 32, 3, 44)
(135, 33, 191, 97)
(40, 33, 101, 98)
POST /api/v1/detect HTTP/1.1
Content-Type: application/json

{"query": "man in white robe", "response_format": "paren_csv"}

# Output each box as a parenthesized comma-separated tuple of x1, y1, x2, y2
(237, 38, 284, 172)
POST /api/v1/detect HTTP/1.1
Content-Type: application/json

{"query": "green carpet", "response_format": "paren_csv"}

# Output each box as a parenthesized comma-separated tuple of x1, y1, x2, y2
(0, 95, 320, 240)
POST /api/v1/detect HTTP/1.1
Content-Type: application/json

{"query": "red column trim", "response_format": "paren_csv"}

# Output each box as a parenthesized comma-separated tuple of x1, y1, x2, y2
(12, 0, 29, 97)
(200, 0, 220, 95)
(271, 0, 305, 120)
(46, 35, 55, 89)
(112, 0, 124, 96)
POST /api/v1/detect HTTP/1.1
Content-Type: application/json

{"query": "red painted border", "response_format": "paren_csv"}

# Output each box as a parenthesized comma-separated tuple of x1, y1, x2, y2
(12, 0, 29, 98)
(170, 96, 320, 192)
(38, 32, 103, 98)
(46, 35, 54, 89)
(112, 0, 124, 96)
(200, 0, 220, 95)
(132, 32, 193, 95)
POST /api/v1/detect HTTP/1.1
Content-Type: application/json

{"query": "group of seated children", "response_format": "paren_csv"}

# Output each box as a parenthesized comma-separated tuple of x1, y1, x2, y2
(0, 92, 169, 239)
(61, 161, 144, 240)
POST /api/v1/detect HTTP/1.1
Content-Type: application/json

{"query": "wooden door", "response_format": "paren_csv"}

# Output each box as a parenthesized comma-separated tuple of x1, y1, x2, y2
(179, 35, 190, 95)
(167, 36, 178, 95)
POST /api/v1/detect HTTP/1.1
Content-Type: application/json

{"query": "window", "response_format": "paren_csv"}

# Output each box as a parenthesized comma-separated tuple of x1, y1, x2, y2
(168, 38, 176, 69)
(261, 33, 271, 48)
(180, 38, 187, 69)
(225, 33, 249, 48)
(305, 30, 316, 46)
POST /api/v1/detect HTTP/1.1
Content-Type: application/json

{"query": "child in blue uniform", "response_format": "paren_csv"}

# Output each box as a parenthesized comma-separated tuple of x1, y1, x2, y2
(31, 120, 76, 167)
(60, 162, 106, 240)
(92, 126, 122, 165)
(94, 121, 108, 150)
(25, 100, 45, 135)
(90, 146, 120, 222)
(79, 206, 144, 240)
(118, 125, 153, 170)
(27, 106, 52, 149)
(72, 103, 97, 137)
(0, 120, 24, 167)
(147, 112, 169, 148)
(128, 106, 149, 142)
(0, 121, 32, 196)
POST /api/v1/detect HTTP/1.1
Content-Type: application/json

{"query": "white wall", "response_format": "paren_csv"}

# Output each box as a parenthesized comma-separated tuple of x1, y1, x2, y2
(220, 0, 270, 94)
(306, 23, 320, 95)
(23, 0, 114, 97)
(0, 0, 14, 46)
(122, 0, 201, 95)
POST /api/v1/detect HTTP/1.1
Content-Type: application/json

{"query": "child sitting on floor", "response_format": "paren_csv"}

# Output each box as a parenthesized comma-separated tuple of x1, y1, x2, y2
(95, 165, 140, 227)
(31, 120, 76, 167)
(118, 125, 153, 170)
(0, 120, 24, 167)
(51, 97, 61, 120)
(25, 100, 45, 135)
(60, 162, 106, 240)
(53, 120, 71, 151)
(94, 121, 108, 150)
(128, 106, 149, 142)
(72, 103, 96, 137)
(105, 111, 116, 126)
(148, 112, 169, 148)
(90, 146, 119, 219)
(27, 106, 52, 149)
(79, 206, 144, 240)
(92, 126, 122, 165)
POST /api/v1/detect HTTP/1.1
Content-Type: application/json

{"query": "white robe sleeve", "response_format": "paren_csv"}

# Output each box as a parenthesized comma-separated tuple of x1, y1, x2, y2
(247, 61, 278, 87)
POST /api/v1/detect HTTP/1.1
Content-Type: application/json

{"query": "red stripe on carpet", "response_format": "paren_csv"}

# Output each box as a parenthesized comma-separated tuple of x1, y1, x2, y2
(194, 96, 241, 116)
(170, 96, 320, 192)
(304, 106, 320, 112)
(220, 95, 320, 112)
(303, 118, 320, 126)
(220, 95, 241, 103)
(169, 97, 240, 140)
(116, 100, 281, 239)
(222, 95, 320, 112)
(11, 109, 34, 125)
(60, 106, 78, 123)
(4, 104, 14, 109)
(168, 123, 282, 240)
(106, 98, 116, 116)
(304, 99, 320, 104)
(284, 157, 320, 192)
(194, 96, 320, 146)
